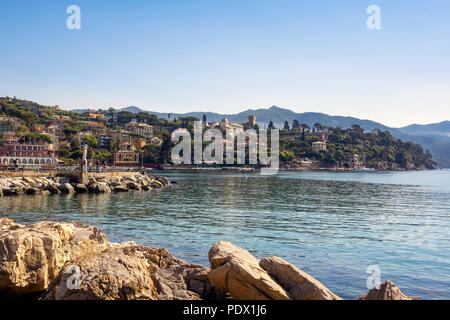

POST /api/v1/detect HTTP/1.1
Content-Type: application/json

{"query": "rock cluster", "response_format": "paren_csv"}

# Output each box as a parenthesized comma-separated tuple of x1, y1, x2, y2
(0, 219, 220, 300)
(0, 174, 169, 197)
(208, 241, 339, 300)
(0, 220, 418, 300)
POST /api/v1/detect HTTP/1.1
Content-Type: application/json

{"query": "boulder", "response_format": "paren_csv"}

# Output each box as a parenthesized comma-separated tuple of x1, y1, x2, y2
(208, 241, 290, 300)
(357, 280, 418, 300)
(112, 185, 129, 192)
(128, 245, 222, 300)
(25, 187, 39, 195)
(22, 177, 38, 187)
(2, 186, 23, 196)
(123, 175, 137, 183)
(57, 183, 75, 194)
(42, 246, 158, 300)
(73, 184, 88, 193)
(0, 218, 24, 231)
(259, 256, 340, 300)
(152, 264, 220, 300)
(126, 181, 141, 191)
(88, 182, 111, 193)
(0, 220, 110, 297)
(151, 180, 164, 188)
(44, 183, 60, 194)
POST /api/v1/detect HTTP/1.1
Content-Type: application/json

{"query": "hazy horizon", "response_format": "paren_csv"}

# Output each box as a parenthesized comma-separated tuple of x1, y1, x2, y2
(1, 0, 449, 127)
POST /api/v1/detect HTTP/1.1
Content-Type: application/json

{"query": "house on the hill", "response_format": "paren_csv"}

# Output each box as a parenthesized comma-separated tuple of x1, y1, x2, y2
(113, 142, 139, 167)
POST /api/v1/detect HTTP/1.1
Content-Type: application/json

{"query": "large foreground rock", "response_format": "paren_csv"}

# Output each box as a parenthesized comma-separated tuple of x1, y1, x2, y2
(42, 245, 158, 300)
(357, 280, 418, 300)
(43, 243, 221, 300)
(208, 241, 290, 300)
(131, 244, 223, 300)
(260, 256, 340, 300)
(0, 220, 109, 297)
(208, 241, 341, 300)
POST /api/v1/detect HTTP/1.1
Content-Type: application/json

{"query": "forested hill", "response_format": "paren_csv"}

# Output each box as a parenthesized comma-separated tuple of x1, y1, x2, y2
(101, 105, 449, 167)
(0, 97, 446, 168)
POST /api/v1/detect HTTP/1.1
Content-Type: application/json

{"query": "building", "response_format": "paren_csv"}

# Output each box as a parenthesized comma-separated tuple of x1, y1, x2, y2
(113, 142, 139, 167)
(125, 121, 153, 138)
(82, 110, 103, 120)
(80, 121, 107, 135)
(248, 116, 256, 127)
(312, 141, 327, 153)
(0, 141, 57, 167)
(242, 115, 256, 130)
(306, 131, 328, 142)
(0, 131, 21, 143)
(150, 137, 163, 145)
(217, 118, 243, 130)
(349, 154, 361, 167)
(50, 116, 71, 128)
(0, 116, 20, 132)
(110, 130, 131, 144)
(97, 134, 111, 150)
(33, 124, 47, 134)
(130, 136, 147, 149)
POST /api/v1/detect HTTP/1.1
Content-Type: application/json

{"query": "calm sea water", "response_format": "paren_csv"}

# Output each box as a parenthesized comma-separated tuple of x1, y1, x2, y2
(1, 169, 449, 299)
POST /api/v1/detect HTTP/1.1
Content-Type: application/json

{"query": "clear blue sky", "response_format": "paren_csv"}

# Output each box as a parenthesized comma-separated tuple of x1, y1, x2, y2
(0, 0, 449, 127)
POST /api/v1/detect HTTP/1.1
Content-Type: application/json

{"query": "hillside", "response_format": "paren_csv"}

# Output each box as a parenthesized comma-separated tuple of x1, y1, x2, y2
(7, 98, 450, 168)
(105, 105, 449, 167)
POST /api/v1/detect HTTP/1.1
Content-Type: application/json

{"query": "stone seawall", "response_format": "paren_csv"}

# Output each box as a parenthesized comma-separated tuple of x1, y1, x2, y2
(0, 173, 170, 197)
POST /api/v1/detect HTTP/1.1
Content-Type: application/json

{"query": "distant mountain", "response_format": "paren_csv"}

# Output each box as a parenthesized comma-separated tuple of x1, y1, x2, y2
(399, 121, 450, 137)
(397, 121, 450, 168)
(73, 104, 450, 168)
(120, 106, 146, 114)
(71, 108, 95, 114)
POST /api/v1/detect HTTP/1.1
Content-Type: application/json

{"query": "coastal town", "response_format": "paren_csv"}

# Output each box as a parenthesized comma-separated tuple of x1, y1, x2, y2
(0, 97, 435, 172)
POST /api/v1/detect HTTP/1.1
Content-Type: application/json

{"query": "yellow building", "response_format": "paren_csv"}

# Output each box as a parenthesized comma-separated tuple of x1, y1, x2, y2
(131, 136, 147, 149)
(150, 137, 163, 145)
(113, 143, 139, 167)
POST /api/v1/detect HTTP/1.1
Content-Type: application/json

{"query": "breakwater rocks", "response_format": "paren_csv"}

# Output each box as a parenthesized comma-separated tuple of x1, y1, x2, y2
(0, 219, 418, 300)
(0, 173, 170, 197)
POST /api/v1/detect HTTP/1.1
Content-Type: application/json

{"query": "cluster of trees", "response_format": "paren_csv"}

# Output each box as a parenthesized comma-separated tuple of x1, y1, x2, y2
(0, 97, 86, 129)
(279, 123, 435, 169)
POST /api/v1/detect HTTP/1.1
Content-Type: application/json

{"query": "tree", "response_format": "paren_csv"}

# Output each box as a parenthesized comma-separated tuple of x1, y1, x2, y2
(82, 135, 98, 148)
(268, 121, 274, 129)
(143, 144, 161, 163)
(292, 120, 299, 129)
(159, 133, 173, 164)
(313, 122, 323, 132)
(20, 133, 52, 144)
(283, 121, 290, 131)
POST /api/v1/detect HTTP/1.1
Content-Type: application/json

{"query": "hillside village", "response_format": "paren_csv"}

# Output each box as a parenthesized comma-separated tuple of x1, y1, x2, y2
(0, 97, 436, 171)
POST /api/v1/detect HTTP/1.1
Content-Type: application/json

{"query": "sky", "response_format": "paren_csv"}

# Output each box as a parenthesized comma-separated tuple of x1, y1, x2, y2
(0, 0, 449, 127)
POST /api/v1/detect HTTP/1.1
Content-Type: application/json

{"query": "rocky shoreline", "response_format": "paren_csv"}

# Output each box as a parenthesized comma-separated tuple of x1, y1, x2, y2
(0, 173, 170, 197)
(0, 219, 417, 300)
